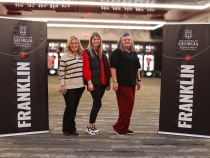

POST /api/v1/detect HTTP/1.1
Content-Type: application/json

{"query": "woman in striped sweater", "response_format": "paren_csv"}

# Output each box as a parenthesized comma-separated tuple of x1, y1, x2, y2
(59, 36, 85, 136)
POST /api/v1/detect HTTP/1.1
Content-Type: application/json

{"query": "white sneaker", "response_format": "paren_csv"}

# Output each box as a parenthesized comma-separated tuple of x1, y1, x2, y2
(91, 125, 101, 134)
(86, 126, 100, 135)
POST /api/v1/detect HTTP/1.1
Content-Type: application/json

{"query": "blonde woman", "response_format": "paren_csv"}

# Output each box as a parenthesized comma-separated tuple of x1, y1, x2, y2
(83, 32, 111, 135)
(59, 36, 85, 136)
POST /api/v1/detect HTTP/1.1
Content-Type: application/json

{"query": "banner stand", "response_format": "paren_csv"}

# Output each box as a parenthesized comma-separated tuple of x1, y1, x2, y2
(158, 131, 210, 139)
(159, 24, 210, 138)
(0, 131, 49, 138)
(0, 17, 49, 137)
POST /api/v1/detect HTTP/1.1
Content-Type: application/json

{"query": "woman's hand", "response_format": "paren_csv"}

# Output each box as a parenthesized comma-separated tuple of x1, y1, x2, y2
(136, 82, 141, 90)
(88, 83, 94, 91)
(106, 86, 111, 91)
(61, 85, 67, 95)
(112, 82, 118, 91)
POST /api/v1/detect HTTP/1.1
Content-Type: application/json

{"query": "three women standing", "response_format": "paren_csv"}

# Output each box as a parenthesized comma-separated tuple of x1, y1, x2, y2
(59, 32, 140, 136)
(59, 36, 85, 136)
(83, 32, 111, 135)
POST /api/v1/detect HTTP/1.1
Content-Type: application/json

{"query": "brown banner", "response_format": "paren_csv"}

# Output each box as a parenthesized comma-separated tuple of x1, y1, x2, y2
(159, 24, 210, 137)
(0, 18, 49, 137)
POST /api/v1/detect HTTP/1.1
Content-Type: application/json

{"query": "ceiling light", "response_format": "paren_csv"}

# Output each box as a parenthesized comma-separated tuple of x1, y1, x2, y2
(101, 6, 109, 10)
(47, 23, 159, 30)
(152, 24, 164, 30)
(20, 18, 166, 25)
(112, 6, 120, 11)
(0, 0, 209, 10)
(0, 16, 165, 30)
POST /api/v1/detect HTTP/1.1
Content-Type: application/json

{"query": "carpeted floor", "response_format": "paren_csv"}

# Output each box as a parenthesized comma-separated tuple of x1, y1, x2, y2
(0, 76, 210, 158)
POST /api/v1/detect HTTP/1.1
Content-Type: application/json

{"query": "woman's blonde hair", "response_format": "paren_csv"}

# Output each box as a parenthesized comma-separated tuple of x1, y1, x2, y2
(87, 32, 103, 57)
(65, 36, 84, 57)
(117, 32, 135, 52)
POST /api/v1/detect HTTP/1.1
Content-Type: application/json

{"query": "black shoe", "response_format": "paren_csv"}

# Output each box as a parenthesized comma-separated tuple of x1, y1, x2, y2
(63, 132, 70, 136)
(71, 132, 79, 136)
(126, 129, 134, 134)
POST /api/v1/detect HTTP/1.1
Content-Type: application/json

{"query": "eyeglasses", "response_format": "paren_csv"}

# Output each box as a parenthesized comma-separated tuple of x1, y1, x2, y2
(121, 32, 131, 37)
(70, 36, 77, 39)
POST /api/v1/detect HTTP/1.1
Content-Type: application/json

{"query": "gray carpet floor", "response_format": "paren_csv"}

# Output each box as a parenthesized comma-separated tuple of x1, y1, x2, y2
(0, 76, 210, 158)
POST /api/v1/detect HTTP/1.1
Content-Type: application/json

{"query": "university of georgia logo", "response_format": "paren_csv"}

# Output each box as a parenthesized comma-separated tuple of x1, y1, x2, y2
(20, 26, 27, 36)
(185, 30, 192, 39)
(178, 29, 198, 51)
(13, 25, 33, 48)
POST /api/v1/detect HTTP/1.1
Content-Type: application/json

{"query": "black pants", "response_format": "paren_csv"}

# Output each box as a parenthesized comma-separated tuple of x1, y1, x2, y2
(89, 85, 106, 123)
(62, 87, 84, 133)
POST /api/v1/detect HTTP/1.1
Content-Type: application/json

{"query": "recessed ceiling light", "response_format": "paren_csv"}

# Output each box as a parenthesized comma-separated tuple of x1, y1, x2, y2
(0, 0, 209, 10)
(47, 23, 163, 30)
(21, 18, 166, 25)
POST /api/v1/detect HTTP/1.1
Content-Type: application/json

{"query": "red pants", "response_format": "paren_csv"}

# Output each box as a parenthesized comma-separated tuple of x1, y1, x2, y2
(113, 86, 136, 134)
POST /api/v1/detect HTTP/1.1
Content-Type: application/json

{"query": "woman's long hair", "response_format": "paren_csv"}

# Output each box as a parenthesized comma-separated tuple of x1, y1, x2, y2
(87, 32, 103, 57)
(65, 36, 84, 57)
(117, 32, 135, 52)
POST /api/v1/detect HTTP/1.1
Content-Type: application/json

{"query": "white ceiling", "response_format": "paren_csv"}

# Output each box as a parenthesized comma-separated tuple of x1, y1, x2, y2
(0, 1, 209, 30)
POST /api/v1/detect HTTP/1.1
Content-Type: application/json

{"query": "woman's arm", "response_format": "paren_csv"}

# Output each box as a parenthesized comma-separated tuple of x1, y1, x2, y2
(136, 69, 141, 90)
(111, 68, 118, 91)
(59, 57, 67, 94)
(82, 50, 94, 91)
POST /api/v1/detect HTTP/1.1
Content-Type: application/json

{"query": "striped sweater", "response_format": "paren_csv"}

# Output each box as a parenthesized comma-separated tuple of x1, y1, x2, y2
(59, 52, 84, 89)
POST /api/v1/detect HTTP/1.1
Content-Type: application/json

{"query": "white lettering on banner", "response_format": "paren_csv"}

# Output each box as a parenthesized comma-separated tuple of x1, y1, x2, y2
(13, 38, 33, 43)
(178, 65, 194, 129)
(13, 26, 33, 48)
(178, 30, 199, 51)
(17, 62, 31, 128)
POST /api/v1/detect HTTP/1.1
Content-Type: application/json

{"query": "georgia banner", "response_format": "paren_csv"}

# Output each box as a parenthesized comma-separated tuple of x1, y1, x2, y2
(0, 17, 49, 137)
(159, 24, 210, 138)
